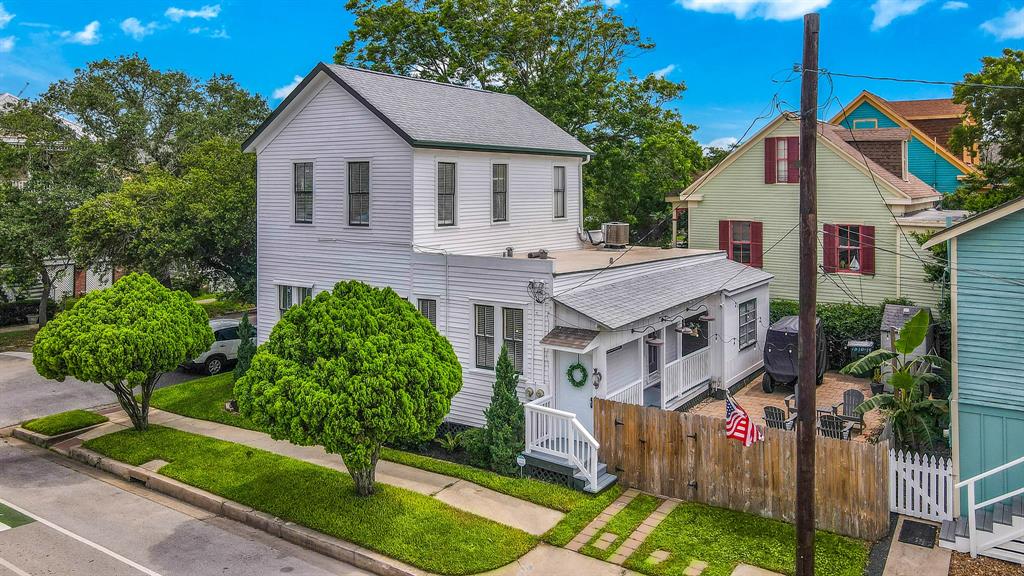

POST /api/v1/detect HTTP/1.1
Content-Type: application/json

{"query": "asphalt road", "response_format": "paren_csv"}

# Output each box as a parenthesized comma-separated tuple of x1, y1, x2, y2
(0, 352, 200, 428)
(0, 437, 370, 576)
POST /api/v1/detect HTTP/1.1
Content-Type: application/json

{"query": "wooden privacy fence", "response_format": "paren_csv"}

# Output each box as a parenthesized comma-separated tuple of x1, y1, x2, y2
(593, 399, 890, 540)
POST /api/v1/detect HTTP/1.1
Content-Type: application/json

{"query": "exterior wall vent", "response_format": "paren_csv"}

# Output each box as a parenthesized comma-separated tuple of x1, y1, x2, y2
(603, 222, 629, 249)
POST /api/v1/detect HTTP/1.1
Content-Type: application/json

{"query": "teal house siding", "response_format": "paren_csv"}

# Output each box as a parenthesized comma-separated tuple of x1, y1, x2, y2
(955, 209, 1024, 512)
(839, 101, 964, 193)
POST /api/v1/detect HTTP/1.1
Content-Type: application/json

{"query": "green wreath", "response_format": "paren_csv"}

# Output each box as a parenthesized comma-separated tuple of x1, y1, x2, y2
(566, 361, 588, 388)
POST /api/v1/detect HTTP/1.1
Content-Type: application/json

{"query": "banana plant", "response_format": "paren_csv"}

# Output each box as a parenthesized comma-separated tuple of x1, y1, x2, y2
(841, 309, 950, 450)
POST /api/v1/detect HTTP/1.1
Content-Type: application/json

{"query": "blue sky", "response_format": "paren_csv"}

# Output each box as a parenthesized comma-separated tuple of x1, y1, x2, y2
(0, 0, 1021, 146)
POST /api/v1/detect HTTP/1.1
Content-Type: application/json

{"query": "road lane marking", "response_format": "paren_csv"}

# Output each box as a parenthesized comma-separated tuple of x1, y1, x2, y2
(0, 556, 32, 576)
(0, 497, 164, 576)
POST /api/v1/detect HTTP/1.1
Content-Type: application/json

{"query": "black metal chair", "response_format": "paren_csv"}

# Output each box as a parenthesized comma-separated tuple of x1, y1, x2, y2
(817, 414, 855, 440)
(764, 405, 796, 430)
(830, 388, 866, 432)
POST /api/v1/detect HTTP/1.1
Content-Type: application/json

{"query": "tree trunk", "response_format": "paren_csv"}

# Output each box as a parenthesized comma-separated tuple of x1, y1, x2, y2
(38, 269, 50, 328)
(111, 377, 155, 432)
(348, 446, 380, 496)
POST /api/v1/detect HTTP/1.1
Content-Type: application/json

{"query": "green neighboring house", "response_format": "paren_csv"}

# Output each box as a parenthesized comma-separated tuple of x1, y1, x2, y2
(669, 113, 965, 308)
(830, 91, 978, 194)
(924, 197, 1024, 561)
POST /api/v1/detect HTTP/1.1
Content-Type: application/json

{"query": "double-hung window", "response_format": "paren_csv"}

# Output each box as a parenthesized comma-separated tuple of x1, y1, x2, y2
(279, 285, 312, 317)
(293, 162, 313, 224)
(348, 161, 370, 226)
(492, 163, 508, 222)
(437, 162, 456, 226)
(474, 304, 495, 369)
(553, 166, 566, 219)
(418, 298, 437, 326)
(738, 299, 757, 349)
(730, 221, 752, 264)
(838, 225, 862, 272)
(775, 139, 789, 183)
(502, 308, 524, 373)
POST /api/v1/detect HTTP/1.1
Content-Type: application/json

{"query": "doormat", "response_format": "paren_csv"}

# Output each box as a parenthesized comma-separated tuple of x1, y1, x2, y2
(898, 519, 937, 548)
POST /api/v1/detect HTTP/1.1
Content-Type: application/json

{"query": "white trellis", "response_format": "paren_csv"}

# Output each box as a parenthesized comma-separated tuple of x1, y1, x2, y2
(890, 449, 954, 521)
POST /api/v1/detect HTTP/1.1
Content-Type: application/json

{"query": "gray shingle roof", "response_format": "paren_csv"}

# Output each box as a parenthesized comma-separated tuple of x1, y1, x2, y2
(556, 257, 773, 329)
(539, 327, 600, 351)
(881, 304, 930, 331)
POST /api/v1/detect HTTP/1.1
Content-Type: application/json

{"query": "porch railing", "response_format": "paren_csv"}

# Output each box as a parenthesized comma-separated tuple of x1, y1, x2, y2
(661, 347, 711, 410)
(524, 395, 600, 489)
(606, 378, 644, 405)
(957, 453, 1024, 557)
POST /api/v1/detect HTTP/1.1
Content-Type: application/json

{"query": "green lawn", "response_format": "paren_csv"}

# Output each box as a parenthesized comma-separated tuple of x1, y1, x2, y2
(84, 426, 535, 575)
(23, 410, 108, 436)
(149, 373, 258, 430)
(580, 493, 662, 560)
(543, 483, 623, 546)
(622, 502, 870, 576)
(0, 326, 37, 352)
(200, 299, 251, 319)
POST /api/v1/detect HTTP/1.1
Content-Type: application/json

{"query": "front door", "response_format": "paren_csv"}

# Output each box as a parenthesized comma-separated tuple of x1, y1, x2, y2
(555, 351, 594, 433)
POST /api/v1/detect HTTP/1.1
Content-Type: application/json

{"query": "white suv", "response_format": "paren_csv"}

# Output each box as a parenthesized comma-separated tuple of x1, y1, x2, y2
(185, 318, 245, 375)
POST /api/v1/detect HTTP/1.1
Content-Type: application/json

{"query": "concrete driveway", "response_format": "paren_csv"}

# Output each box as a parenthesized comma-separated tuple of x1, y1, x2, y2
(0, 352, 199, 428)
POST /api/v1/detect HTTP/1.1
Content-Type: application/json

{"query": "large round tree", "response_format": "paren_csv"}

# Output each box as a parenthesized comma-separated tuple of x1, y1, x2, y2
(33, 273, 213, 430)
(235, 280, 462, 496)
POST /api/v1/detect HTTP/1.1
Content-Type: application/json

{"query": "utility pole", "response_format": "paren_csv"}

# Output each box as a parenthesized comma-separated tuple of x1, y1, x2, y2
(796, 12, 819, 576)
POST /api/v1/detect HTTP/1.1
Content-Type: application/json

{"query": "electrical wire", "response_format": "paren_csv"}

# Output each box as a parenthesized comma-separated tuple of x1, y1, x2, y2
(799, 67, 1024, 91)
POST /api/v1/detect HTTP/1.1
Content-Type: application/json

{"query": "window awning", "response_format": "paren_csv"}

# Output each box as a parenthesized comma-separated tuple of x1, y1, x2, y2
(539, 326, 600, 353)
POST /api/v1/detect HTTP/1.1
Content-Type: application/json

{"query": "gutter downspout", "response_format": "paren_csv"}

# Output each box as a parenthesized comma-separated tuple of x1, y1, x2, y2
(579, 155, 591, 233)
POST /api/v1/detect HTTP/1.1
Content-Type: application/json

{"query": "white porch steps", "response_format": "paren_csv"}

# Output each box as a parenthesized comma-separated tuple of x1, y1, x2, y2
(939, 496, 1024, 564)
(523, 450, 618, 493)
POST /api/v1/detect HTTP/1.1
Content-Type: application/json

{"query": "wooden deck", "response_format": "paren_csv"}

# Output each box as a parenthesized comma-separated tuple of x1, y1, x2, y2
(687, 371, 884, 442)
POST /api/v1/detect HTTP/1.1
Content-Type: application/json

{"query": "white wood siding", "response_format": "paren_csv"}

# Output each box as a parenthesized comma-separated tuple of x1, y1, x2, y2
(412, 148, 583, 256)
(255, 79, 415, 342)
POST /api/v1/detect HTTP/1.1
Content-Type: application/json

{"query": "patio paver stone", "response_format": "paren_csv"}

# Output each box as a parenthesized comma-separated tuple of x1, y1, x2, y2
(607, 496, 679, 565)
(566, 489, 639, 552)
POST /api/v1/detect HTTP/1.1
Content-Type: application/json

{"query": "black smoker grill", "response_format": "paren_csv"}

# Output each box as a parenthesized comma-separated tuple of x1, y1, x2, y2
(761, 315, 827, 393)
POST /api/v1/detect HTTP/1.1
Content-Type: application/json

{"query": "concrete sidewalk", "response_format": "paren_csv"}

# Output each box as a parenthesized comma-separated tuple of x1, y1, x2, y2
(85, 408, 564, 536)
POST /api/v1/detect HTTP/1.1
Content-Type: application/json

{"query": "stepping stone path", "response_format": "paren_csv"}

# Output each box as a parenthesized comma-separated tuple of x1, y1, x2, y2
(566, 488, 639, 552)
(608, 497, 679, 565)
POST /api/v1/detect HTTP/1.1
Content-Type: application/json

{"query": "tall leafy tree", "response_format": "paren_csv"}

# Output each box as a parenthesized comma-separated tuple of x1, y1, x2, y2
(0, 101, 118, 325)
(71, 137, 258, 300)
(336, 0, 702, 237)
(946, 49, 1024, 212)
(43, 55, 269, 176)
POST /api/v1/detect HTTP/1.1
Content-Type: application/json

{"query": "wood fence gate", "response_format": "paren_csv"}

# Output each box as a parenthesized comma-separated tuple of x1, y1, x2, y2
(889, 449, 954, 521)
(593, 399, 890, 540)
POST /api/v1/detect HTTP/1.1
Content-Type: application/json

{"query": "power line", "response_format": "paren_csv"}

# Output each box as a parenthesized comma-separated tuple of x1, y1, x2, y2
(799, 66, 1024, 91)
(714, 222, 800, 293)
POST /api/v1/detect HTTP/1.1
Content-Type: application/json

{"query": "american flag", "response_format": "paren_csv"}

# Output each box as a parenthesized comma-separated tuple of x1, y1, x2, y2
(725, 394, 764, 447)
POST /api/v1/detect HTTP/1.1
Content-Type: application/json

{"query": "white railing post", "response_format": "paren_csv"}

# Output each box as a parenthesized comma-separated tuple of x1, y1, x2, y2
(967, 481, 978, 557)
(523, 396, 600, 489)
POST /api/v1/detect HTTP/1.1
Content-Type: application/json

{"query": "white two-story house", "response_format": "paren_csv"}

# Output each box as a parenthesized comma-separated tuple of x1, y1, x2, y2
(243, 64, 772, 491)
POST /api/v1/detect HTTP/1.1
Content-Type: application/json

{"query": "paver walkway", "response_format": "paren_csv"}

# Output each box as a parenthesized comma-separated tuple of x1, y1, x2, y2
(608, 498, 679, 564)
(566, 488, 640, 551)
(82, 408, 564, 535)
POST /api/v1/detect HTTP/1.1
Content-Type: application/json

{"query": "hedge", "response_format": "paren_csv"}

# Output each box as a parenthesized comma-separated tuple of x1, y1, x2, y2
(769, 298, 912, 369)
(0, 299, 55, 327)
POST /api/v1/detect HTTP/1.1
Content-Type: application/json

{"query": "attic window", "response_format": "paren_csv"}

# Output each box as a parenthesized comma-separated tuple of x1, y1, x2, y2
(852, 118, 878, 129)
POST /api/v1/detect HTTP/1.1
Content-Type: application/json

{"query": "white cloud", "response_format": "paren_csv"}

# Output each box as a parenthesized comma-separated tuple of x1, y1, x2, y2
(705, 136, 739, 150)
(60, 21, 101, 45)
(272, 75, 303, 100)
(941, 1, 967, 10)
(982, 7, 1024, 39)
(870, 0, 930, 30)
(0, 3, 13, 29)
(165, 4, 221, 22)
(676, 0, 830, 21)
(653, 64, 676, 79)
(120, 17, 157, 40)
(603, 0, 621, 6)
(210, 26, 229, 39)
(0, 35, 13, 53)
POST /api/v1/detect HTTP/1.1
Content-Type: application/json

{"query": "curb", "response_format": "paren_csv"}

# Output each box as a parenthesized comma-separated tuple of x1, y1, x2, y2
(64, 445, 424, 576)
(12, 424, 106, 448)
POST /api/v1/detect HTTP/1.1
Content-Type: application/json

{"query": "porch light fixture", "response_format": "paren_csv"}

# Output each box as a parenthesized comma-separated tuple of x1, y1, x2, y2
(685, 303, 715, 323)
(592, 368, 602, 389)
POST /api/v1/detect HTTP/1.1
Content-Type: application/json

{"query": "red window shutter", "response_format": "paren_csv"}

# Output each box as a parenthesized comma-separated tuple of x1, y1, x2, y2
(719, 220, 732, 258)
(822, 224, 838, 273)
(73, 267, 87, 296)
(860, 225, 875, 275)
(750, 221, 764, 268)
(787, 137, 800, 184)
(764, 138, 777, 184)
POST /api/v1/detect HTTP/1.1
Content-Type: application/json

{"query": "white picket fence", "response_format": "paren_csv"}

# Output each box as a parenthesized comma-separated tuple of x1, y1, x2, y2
(889, 449, 954, 521)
